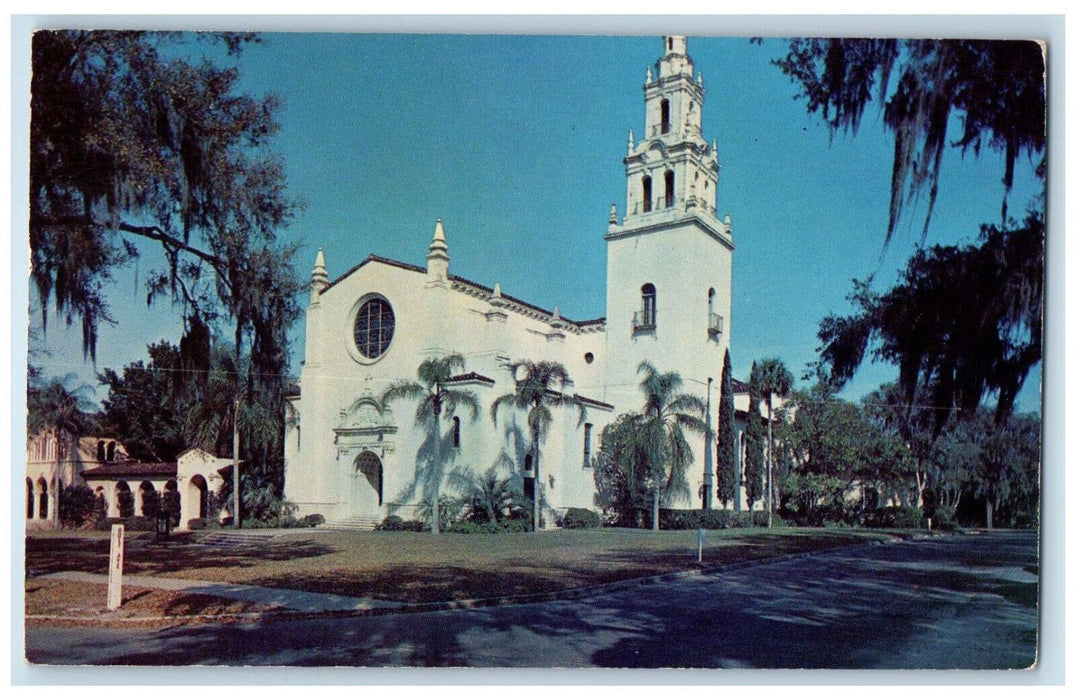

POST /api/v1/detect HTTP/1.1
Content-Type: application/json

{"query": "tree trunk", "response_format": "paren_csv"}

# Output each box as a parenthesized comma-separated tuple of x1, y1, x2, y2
(431, 411, 441, 535)
(652, 479, 660, 531)
(532, 416, 541, 534)
(985, 496, 994, 530)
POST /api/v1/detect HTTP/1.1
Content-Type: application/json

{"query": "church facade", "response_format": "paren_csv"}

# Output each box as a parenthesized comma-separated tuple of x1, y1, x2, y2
(284, 36, 745, 528)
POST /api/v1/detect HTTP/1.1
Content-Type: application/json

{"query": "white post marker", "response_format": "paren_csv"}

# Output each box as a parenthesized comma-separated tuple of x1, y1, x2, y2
(107, 523, 125, 610)
(697, 528, 704, 563)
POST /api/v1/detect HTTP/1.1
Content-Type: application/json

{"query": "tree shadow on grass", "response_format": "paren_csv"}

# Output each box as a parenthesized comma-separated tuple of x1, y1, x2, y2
(25, 535, 336, 577)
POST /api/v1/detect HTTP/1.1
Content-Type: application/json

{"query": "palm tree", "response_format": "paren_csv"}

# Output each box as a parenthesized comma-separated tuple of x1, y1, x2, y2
(381, 354, 479, 534)
(27, 372, 97, 440)
(490, 360, 584, 533)
(635, 361, 708, 531)
(754, 358, 793, 527)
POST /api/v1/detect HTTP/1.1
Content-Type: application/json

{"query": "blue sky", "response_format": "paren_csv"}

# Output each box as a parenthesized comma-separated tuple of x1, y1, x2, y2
(28, 31, 1044, 413)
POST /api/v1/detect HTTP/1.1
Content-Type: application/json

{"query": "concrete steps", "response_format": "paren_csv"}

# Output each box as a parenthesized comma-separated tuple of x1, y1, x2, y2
(325, 516, 381, 531)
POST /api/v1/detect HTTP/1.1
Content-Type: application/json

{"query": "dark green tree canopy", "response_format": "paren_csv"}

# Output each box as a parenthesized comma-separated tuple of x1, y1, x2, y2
(819, 215, 1043, 431)
(30, 30, 302, 376)
(775, 38, 1045, 241)
(716, 349, 736, 508)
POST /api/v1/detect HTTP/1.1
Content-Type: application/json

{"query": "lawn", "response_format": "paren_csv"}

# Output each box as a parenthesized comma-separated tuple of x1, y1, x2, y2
(26, 527, 905, 611)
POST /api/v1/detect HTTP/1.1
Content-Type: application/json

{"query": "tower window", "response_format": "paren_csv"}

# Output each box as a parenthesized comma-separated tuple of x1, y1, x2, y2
(665, 170, 675, 208)
(641, 283, 656, 328)
(660, 99, 671, 135)
(641, 175, 652, 213)
(452, 416, 461, 449)
(668, 37, 673, 51)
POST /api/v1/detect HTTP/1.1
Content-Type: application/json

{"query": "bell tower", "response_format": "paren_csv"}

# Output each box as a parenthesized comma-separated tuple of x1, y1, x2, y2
(603, 36, 735, 507)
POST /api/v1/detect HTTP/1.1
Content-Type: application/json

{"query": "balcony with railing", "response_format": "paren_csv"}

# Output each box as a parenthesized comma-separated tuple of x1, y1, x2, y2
(707, 312, 723, 340)
(632, 310, 656, 335)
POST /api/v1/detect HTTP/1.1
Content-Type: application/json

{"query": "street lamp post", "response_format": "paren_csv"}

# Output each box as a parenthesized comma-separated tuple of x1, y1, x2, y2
(703, 377, 713, 510)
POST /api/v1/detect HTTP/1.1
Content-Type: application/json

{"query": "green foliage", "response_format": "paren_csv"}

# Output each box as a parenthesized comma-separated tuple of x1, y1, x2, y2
(634, 361, 708, 530)
(301, 513, 325, 528)
(31, 30, 302, 368)
(779, 383, 917, 526)
(561, 507, 601, 529)
(27, 373, 98, 440)
(819, 218, 1043, 432)
(375, 515, 429, 532)
(98, 342, 185, 462)
(59, 484, 100, 529)
(381, 354, 481, 535)
(716, 350, 737, 508)
(657, 509, 767, 530)
(490, 360, 585, 533)
(744, 367, 765, 510)
(932, 410, 1040, 528)
(592, 413, 651, 526)
(445, 519, 530, 534)
(774, 39, 1044, 241)
(449, 466, 527, 526)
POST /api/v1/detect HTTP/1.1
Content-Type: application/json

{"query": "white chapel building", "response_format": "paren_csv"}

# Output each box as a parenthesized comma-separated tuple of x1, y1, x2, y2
(284, 36, 743, 528)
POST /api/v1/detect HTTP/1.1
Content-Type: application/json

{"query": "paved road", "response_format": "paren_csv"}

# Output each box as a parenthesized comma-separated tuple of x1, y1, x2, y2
(25, 531, 1038, 668)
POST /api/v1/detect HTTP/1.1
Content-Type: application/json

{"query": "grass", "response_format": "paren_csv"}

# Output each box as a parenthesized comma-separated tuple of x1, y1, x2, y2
(25, 526, 905, 620)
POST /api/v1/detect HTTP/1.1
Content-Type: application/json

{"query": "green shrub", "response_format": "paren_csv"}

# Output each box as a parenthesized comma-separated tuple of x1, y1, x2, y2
(445, 519, 529, 534)
(561, 507, 601, 529)
(862, 506, 923, 529)
(375, 515, 428, 532)
(59, 485, 99, 529)
(301, 513, 325, 528)
(655, 508, 769, 530)
(94, 515, 156, 532)
(187, 518, 207, 530)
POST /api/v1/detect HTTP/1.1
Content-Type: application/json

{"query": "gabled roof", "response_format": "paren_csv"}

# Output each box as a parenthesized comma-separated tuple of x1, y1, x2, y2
(320, 254, 606, 329)
(446, 372, 496, 386)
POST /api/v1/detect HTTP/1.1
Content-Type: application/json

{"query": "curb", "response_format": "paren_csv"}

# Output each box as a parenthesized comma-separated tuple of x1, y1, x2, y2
(26, 532, 949, 627)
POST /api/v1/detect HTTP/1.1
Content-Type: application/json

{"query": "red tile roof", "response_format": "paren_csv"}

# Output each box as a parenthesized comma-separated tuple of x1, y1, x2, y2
(82, 461, 177, 479)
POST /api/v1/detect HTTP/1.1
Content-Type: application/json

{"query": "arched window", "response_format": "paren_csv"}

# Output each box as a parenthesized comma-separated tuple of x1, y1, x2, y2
(664, 170, 675, 208)
(642, 175, 652, 213)
(37, 477, 49, 519)
(96, 440, 105, 462)
(26, 478, 34, 519)
(106, 441, 116, 462)
(668, 37, 673, 51)
(296, 425, 301, 452)
(660, 99, 671, 134)
(452, 416, 461, 449)
(641, 283, 657, 327)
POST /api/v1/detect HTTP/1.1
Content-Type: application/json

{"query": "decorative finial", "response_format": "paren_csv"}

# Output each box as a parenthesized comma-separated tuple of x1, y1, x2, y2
(698, 71, 703, 86)
(552, 306, 561, 321)
(492, 282, 502, 298)
(646, 66, 652, 82)
(724, 213, 732, 228)
(426, 218, 450, 284)
(311, 247, 329, 295)
(609, 203, 618, 225)
(628, 129, 635, 153)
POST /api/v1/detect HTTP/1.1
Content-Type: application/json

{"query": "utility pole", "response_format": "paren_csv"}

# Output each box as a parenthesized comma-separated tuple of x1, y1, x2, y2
(702, 376, 713, 510)
(233, 395, 241, 529)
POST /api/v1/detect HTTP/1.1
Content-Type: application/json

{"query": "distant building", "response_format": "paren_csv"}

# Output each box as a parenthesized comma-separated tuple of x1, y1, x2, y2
(24, 431, 233, 530)
(284, 36, 774, 528)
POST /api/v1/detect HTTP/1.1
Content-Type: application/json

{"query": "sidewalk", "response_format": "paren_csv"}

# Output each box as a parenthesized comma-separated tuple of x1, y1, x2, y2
(37, 571, 402, 614)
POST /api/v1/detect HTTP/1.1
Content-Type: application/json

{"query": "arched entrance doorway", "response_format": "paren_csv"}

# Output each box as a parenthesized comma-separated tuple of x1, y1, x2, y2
(26, 478, 34, 519)
(353, 451, 383, 514)
(138, 481, 158, 518)
(163, 480, 180, 527)
(188, 475, 209, 520)
(115, 481, 133, 518)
